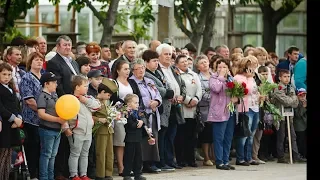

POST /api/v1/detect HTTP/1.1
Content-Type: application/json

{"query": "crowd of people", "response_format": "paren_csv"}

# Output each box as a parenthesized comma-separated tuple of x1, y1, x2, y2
(0, 35, 307, 180)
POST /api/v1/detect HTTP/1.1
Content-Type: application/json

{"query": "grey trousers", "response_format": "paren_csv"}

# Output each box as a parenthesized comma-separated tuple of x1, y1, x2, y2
(252, 129, 263, 159)
(276, 121, 299, 159)
(68, 134, 92, 177)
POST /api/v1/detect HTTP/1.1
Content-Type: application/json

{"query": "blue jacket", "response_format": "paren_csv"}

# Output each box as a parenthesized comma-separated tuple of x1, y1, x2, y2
(294, 58, 307, 90)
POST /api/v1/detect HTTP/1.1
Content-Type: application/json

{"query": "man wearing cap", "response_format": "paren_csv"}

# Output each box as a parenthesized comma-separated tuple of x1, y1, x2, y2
(92, 78, 118, 180)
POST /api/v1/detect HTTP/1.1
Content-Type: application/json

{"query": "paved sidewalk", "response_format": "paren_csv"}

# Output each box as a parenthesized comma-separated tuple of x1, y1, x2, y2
(113, 161, 306, 180)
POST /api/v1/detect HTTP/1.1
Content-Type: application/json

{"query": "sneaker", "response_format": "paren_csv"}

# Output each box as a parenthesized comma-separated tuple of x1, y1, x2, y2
(105, 176, 113, 180)
(225, 164, 236, 170)
(80, 175, 91, 180)
(249, 161, 259, 165)
(203, 160, 213, 166)
(134, 175, 146, 180)
(70, 176, 81, 180)
(294, 156, 307, 163)
(216, 164, 229, 170)
(149, 165, 161, 173)
(257, 159, 266, 164)
(123, 177, 133, 180)
(160, 164, 175, 171)
(168, 163, 182, 169)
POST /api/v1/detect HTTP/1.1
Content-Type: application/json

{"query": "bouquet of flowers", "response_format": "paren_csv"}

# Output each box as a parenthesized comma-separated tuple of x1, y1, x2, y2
(258, 79, 278, 107)
(225, 81, 249, 113)
(263, 101, 283, 130)
(92, 101, 128, 136)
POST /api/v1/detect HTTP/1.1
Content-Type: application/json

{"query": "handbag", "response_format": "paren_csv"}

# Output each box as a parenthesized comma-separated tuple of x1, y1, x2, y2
(234, 98, 251, 137)
(195, 106, 205, 133)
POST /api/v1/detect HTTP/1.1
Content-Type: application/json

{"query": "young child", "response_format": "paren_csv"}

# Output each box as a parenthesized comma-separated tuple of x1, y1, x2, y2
(37, 72, 66, 180)
(293, 88, 307, 159)
(87, 70, 104, 98)
(92, 78, 118, 180)
(122, 94, 155, 180)
(76, 56, 91, 78)
(64, 75, 101, 180)
(0, 63, 23, 180)
(271, 69, 306, 163)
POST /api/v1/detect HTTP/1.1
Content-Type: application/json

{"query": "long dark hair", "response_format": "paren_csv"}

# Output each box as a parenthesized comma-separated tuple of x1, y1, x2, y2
(112, 60, 129, 80)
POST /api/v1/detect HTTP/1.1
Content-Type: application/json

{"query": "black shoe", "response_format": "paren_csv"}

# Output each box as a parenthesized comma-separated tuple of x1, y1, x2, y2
(177, 162, 187, 167)
(249, 161, 259, 165)
(120, 173, 134, 177)
(134, 175, 146, 180)
(216, 164, 230, 170)
(225, 164, 236, 170)
(294, 156, 307, 163)
(236, 161, 250, 166)
(277, 157, 289, 164)
(168, 163, 182, 169)
(187, 163, 198, 167)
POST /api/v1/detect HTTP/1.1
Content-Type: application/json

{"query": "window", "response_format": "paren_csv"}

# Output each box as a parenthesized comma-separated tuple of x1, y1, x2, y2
(92, 16, 103, 42)
(29, 14, 36, 37)
(60, 12, 72, 32)
(303, 13, 306, 32)
(77, 13, 89, 42)
(244, 14, 258, 32)
(41, 12, 55, 34)
(242, 35, 260, 47)
(282, 14, 299, 28)
(233, 14, 244, 31)
(277, 36, 306, 57)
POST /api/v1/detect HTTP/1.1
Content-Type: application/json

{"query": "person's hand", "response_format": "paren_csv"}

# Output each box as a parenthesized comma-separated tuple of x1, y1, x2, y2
(137, 120, 143, 128)
(65, 129, 73, 136)
(246, 68, 254, 77)
(11, 123, 18, 128)
(14, 117, 23, 127)
(149, 100, 159, 110)
(218, 68, 227, 77)
(259, 95, 266, 102)
(56, 117, 66, 125)
(0, 121, 2, 132)
(78, 95, 87, 103)
(231, 97, 238, 104)
(176, 95, 183, 104)
(148, 137, 156, 145)
(98, 118, 107, 124)
(189, 99, 198, 107)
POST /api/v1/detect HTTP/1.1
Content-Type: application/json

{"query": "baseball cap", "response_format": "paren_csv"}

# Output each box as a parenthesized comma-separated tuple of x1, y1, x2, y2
(99, 78, 118, 94)
(40, 72, 60, 86)
(87, 70, 104, 78)
(296, 88, 307, 96)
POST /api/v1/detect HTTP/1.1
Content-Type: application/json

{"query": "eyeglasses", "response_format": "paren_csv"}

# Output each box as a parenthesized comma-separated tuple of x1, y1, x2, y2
(133, 66, 145, 71)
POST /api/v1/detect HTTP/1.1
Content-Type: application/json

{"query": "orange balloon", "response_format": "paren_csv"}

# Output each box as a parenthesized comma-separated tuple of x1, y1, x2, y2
(55, 95, 80, 120)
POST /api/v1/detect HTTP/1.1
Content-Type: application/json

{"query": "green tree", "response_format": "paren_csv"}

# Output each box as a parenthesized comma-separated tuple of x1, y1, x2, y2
(239, 0, 304, 52)
(174, 0, 218, 52)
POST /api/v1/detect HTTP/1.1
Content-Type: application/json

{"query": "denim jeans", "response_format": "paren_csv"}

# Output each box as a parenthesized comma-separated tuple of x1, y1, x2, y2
(164, 121, 177, 165)
(39, 128, 61, 180)
(236, 108, 260, 162)
(212, 113, 235, 165)
(158, 126, 168, 167)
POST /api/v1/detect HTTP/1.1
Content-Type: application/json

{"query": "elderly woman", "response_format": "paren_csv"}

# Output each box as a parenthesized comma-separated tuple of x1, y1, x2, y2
(174, 54, 202, 167)
(19, 52, 44, 179)
(86, 42, 111, 78)
(207, 59, 237, 170)
(128, 58, 163, 173)
(194, 55, 214, 166)
(234, 56, 264, 166)
(142, 50, 174, 172)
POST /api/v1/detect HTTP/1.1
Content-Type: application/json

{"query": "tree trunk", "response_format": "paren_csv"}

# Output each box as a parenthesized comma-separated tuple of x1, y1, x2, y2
(201, 0, 217, 52)
(100, 0, 120, 45)
(262, 12, 277, 52)
(190, 33, 201, 49)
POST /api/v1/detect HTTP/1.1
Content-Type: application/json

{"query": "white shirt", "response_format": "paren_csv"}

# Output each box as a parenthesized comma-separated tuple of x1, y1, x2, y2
(159, 63, 180, 97)
(117, 80, 133, 100)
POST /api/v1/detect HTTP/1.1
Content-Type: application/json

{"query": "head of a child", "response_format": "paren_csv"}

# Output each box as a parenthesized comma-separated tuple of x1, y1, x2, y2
(124, 94, 139, 111)
(0, 62, 13, 85)
(297, 88, 307, 101)
(278, 69, 290, 85)
(40, 72, 59, 93)
(72, 75, 89, 96)
(76, 56, 91, 76)
(258, 66, 268, 80)
(97, 78, 118, 100)
(88, 70, 104, 90)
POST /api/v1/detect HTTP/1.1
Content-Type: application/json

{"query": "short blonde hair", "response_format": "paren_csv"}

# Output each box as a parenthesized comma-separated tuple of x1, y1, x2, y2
(253, 47, 268, 57)
(230, 53, 243, 64)
(244, 47, 255, 57)
(246, 55, 258, 65)
(236, 56, 253, 75)
(124, 93, 139, 104)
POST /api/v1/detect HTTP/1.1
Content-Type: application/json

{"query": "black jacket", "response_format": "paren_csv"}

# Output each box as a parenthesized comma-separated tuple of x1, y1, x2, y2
(46, 53, 80, 97)
(0, 84, 22, 148)
(124, 110, 148, 142)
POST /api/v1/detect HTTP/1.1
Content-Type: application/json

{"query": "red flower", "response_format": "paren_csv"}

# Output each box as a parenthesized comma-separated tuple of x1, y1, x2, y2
(278, 86, 282, 90)
(241, 82, 246, 88)
(244, 88, 249, 95)
(226, 82, 235, 88)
